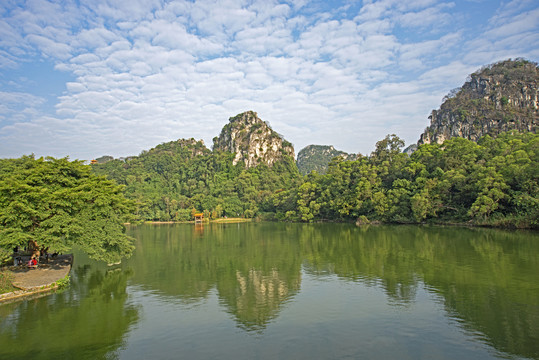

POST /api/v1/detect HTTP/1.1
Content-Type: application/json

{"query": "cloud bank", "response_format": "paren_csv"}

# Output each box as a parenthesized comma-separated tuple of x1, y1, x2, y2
(0, 0, 538, 160)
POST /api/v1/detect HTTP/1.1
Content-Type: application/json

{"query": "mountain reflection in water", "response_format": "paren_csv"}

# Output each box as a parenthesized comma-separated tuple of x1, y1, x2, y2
(1, 223, 537, 360)
(126, 223, 538, 359)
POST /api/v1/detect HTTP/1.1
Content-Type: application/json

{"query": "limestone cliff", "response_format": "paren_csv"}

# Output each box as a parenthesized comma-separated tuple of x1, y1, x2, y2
(212, 111, 295, 168)
(418, 59, 538, 145)
(296, 145, 359, 175)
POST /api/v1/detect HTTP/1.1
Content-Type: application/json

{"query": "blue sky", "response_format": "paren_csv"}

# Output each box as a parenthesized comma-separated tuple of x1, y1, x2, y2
(1, 0, 538, 160)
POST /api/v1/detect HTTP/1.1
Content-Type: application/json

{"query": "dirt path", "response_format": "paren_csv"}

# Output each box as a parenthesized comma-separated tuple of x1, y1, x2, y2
(0, 254, 73, 304)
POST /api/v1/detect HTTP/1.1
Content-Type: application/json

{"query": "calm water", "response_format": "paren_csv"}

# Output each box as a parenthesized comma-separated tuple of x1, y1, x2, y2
(1, 223, 538, 359)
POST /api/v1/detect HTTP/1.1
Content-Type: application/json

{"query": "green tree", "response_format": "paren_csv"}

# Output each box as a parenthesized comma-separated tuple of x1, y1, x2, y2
(296, 182, 321, 222)
(0, 156, 135, 263)
(370, 134, 407, 188)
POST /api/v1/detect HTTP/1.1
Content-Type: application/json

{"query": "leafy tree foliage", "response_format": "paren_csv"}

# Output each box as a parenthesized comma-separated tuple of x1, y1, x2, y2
(292, 132, 537, 227)
(297, 132, 537, 228)
(91, 132, 537, 229)
(91, 139, 301, 221)
(0, 156, 135, 263)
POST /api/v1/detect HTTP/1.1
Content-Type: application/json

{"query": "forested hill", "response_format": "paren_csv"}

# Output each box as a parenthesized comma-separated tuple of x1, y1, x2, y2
(91, 113, 301, 221)
(92, 131, 538, 228)
(296, 145, 358, 175)
(418, 58, 538, 145)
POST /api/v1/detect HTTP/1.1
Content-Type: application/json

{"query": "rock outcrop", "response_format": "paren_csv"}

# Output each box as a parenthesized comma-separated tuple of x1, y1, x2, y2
(296, 145, 359, 175)
(418, 59, 538, 145)
(213, 111, 295, 168)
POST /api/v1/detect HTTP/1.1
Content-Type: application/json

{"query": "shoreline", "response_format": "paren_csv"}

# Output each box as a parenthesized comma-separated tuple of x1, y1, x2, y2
(0, 254, 73, 304)
(125, 218, 536, 230)
(127, 218, 253, 225)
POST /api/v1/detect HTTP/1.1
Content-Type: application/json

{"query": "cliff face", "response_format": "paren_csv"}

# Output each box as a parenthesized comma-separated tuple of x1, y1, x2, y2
(296, 145, 358, 175)
(213, 111, 295, 168)
(418, 59, 538, 145)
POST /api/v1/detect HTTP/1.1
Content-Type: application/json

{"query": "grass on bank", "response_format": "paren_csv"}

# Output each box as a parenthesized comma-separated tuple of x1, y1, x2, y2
(142, 217, 252, 224)
(210, 217, 252, 223)
(0, 270, 16, 295)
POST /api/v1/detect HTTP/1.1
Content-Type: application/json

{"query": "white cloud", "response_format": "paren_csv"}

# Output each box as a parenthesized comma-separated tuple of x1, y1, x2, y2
(355, 1, 391, 22)
(399, 32, 461, 70)
(0, 91, 46, 123)
(0, 0, 538, 160)
(79, 0, 162, 21)
(25, 34, 72, 59)
(74, 27, 120, 49)
(485, 7, 539, 38)
(398, 2, 455, 28)
(462, 2, 539, 64)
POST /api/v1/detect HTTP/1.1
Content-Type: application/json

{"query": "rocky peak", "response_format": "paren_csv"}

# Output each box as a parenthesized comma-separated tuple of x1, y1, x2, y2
(418, 58, 538, 146)
(212, 111, 295, 168)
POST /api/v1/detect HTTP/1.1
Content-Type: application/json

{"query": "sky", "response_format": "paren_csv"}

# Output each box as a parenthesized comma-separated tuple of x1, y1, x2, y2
(0, 0, 538, 160)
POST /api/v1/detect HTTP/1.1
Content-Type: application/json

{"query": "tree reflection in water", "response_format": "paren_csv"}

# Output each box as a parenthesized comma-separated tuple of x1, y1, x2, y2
(129, 223, 302, 332)
(4, 224, 531, 358)
(0, 255, 139, 360)
(128, 223, 538, 358)
(299, 224, 539, 359)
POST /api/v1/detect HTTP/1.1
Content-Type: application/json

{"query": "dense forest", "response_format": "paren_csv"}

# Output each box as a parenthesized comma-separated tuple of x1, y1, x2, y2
(296, 145, 358, 175)
(0, 156, 135, 263)
(91, 131, 538, 229)
(91, 138, 302, 221)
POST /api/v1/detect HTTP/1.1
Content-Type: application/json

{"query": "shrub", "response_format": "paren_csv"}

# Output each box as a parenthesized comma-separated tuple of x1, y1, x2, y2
(55, 275, 70, 290)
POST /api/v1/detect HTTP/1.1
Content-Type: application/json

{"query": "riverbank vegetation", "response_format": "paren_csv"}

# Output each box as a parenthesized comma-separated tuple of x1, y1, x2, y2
(305, 132, 537, 228)
(0, 156, 136, 263)
(90, 131, 537, 229)
(0, 270, 15, 294)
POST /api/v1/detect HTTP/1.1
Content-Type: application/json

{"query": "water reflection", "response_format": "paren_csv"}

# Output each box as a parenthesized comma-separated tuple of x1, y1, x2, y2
(0, 254, 139, 360)
(128, 223, 301, 331)
(127, 223, 539, 358)
(300, 224, 539, 359)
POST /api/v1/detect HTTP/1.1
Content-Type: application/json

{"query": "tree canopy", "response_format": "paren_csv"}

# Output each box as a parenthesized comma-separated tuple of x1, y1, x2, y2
(0, 156, 135, 263)
(93, 131, 537, 229)
(90, 139, 301, 221)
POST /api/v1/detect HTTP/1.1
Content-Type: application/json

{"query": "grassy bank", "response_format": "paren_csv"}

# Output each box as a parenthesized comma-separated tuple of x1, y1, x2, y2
(210, 217, 252, 223)
(0, 270, 16, 295)
(139, 218, 252, 225)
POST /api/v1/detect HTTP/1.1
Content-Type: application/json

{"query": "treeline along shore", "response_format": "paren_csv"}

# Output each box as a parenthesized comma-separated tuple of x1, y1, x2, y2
(90, 131, 538, 229)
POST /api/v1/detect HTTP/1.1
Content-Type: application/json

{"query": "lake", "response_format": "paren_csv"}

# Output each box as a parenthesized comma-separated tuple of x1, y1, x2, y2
(1, 223, 538, 359)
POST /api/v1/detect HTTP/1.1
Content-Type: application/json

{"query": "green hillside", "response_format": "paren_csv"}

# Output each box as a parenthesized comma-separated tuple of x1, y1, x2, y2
(296, 145, 358, 175)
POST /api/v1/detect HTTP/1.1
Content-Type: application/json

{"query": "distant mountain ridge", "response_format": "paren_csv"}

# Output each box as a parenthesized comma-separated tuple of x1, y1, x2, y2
(296, 145, 359, 175)
(418, 59, 538, 145)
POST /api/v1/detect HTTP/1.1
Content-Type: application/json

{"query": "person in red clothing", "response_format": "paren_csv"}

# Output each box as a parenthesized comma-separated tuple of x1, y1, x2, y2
(28, 257, 38, 268)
